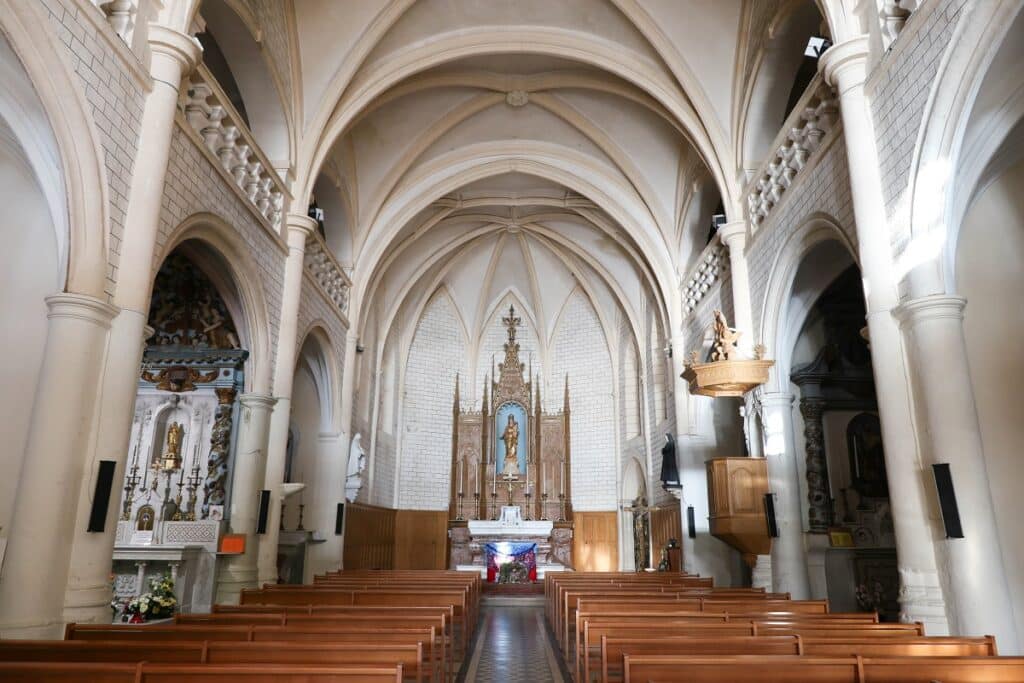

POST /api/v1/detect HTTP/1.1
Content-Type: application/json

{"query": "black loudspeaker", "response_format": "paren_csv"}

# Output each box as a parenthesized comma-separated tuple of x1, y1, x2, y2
(256, 490, 271, 534)
(335, 503, 345, 535)
(686, 506, 697, 539)
(764, 493, 779, 538)
(87, 460, 117, 532)
(932, 463, 964, 538)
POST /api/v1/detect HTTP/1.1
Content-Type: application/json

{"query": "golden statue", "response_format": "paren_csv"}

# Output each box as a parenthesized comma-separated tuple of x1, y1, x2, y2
(711, 309, 742, 361)
(161, 422, 184, 471)
(501, 414, 520, 477)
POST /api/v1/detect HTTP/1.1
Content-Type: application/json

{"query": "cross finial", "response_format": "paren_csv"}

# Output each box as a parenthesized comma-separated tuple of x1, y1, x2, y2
(502, 304, 521, 344)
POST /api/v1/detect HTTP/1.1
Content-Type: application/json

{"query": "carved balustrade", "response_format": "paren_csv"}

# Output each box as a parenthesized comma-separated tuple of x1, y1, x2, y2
(680, 235, 729, 318)
(179, 64, 287, 230)
(304, 232, 351, 316)
(92, 0, 138, 41)
(746, 75, 839, 229)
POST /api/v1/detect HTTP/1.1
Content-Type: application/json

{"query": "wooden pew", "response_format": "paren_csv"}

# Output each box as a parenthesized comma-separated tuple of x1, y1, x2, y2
(0, 662, 404, 683)
(601, 635, 800, 683)
(0, 640, 431, 683)
(66, 624, 441, 683)
(621, 654, 857, 682)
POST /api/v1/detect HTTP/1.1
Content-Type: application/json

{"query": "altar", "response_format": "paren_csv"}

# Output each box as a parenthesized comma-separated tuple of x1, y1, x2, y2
(448, 306, 574, 578)
(452, 508, 570, 580)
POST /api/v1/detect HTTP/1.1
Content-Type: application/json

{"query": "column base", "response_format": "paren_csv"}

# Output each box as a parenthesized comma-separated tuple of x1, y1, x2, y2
(898, 567, 949, 635)
(751, 554, 772, 590)
(0, 618, 65, 640)
(63, 582, 114, 625)
(215, 564, 258, 605)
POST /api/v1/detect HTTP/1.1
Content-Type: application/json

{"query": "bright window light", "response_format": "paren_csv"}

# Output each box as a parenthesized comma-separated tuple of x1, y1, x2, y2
(805, 36, 831, 58)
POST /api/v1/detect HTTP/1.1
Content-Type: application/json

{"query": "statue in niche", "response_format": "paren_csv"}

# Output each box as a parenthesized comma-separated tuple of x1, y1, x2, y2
(501, 414, 520, 477)
(346, 433, 367, 502)
(161, 422, 184, 471)
(847, 413, 888, 499)
(711, 310, 742, 361)
(632, 496, 651, 571)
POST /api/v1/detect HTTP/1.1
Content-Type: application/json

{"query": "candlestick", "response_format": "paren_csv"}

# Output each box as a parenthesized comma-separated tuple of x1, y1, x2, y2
(541, 492, 549, 521)
(297, 504, 306, 531)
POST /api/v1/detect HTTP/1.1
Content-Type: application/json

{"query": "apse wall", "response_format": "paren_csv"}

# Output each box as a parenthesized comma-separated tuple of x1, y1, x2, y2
(398, 292, 469, 510)
(548, 291, 617, 511)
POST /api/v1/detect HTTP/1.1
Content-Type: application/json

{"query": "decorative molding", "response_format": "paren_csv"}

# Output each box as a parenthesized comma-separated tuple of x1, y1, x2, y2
(746, 75, 839, 228)
(681, 237, 729, 318)
(799, 397, 832, 533)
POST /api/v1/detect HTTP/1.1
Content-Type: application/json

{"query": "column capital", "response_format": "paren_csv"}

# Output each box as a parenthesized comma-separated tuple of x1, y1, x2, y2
(716, 220, 748, 251)
(45, 293, 119, 328)
(285, 214, 319, 248)
(147, 25, 202, 85)
(756, 390, 795, 410)
(892, 294, 966, 329)
(818, 36, 870, 95)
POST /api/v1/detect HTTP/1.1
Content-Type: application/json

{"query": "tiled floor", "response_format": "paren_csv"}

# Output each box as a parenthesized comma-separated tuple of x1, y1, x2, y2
(462, 600, 566, 682)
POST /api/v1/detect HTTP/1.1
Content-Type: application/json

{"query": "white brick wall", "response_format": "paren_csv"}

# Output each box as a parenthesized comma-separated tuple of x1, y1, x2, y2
(41, 0, 146, 300)
(157, 124, 286, 385)
(746, 131, 857, 338)
(398, 292, 469, 510)
(548, 291, 617, 511)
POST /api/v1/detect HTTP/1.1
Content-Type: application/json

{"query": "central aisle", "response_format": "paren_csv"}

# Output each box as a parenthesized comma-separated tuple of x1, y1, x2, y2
(462, 599, 567, 682)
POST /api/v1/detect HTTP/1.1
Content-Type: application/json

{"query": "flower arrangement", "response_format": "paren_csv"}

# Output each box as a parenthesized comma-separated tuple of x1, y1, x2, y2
(122, 574, 178, 623)
(497, 560, 530, 584)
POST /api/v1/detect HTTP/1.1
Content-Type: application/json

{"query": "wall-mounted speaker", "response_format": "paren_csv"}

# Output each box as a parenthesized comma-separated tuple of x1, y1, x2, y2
(256, 490, 271, 534)
(686, 505, 696, 539)
(87, 460, 117, 532)
(335, 503, 345, 535)
(764, 493, 779, 538)
(932, 463, 964, 539)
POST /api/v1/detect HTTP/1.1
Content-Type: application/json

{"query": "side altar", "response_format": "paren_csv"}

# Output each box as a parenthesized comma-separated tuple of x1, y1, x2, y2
(447, 306, 573, 576)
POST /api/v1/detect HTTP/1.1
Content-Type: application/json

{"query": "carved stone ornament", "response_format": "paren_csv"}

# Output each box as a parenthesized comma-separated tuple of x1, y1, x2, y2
(681, 310, 774, 397)
(141, 365, 219, 392)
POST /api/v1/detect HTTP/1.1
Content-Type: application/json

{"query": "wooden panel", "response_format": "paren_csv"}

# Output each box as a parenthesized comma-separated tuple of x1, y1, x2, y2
(342, 503, 396, 569)
(572, 511, 618, 571)
(706, 458, 771, 557)
(650, 501, 682, 561)
(393, 510, 448, 570)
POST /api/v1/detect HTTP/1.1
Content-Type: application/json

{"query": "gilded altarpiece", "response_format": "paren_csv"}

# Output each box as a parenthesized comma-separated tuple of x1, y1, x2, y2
(449, 306, 573, 525)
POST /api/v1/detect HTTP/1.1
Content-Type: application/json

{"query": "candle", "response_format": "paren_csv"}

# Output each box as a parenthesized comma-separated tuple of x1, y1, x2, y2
(457, 460, 464, 496)
(130, 439, 140, 465)
(560, 459, 566, 495)
(541, 464, 546, 496)
(492, 464, 497, 495)
(475, 465, 480, 496)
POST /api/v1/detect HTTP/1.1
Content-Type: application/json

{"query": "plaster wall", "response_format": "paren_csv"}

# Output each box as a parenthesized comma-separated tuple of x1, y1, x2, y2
(957, 157, 1024, 650)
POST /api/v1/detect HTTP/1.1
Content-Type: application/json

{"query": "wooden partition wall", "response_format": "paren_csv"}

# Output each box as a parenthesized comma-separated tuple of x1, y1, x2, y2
(342, 504, 448, 570)
(573, 511, 618, 571)
(394, 510, 448, 569)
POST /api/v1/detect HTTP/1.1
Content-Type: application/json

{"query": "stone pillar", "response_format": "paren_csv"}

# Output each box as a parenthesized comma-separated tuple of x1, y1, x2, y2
(798, 397, 832, 533)
(751, 554, 773, 591)
(895, 295, 1018, 648)
(310, 332, 359, 575)
(0, 294, 118, 638)
(258, 215, 317, 585)
(216, 392, 275, 603)
(755, 391, 811, 599)
(717, 221, 755, 356)
(62, 26, 201, 624)
(819, 37, 948, 633)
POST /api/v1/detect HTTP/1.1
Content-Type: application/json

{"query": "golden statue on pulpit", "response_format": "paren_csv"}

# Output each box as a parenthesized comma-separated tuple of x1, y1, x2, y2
(501, 414, 520, 477)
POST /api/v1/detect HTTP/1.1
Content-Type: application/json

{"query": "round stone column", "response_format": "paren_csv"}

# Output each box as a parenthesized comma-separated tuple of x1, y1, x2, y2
(215, 392, 275, 603)
(820, 36, 949, 633)
(62, 25, 201, 624)
(258, 215, 317, 585)
(0, 294, 118, 638)
(717, 221, 755, 356)
(895, 295, 1018, 648)
(755, 391, 811, 599)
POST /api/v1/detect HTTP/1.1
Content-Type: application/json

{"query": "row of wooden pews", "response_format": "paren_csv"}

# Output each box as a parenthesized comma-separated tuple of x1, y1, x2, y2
(0, 569, 479, 683)
(545, 571, 1024, 682)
